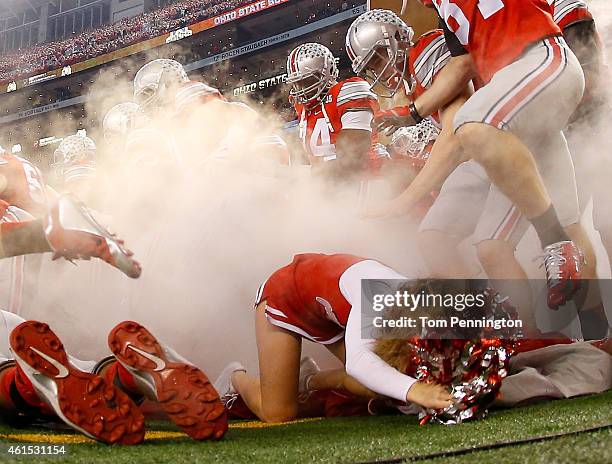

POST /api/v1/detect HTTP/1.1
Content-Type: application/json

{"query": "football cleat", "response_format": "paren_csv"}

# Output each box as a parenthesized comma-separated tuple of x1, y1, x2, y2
(298, 357, 320, 393)
(44, 194, 141, 278)
(541, 240, 584, 310)
(213, 361, 246, 407)
(108, 321, 227, 440)
(9, 321, 145, 445)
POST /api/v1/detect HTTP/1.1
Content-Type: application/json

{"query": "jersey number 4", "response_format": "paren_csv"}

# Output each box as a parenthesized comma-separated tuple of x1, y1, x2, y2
(440, 0, 505, 45)
(308, 118, 336, 159)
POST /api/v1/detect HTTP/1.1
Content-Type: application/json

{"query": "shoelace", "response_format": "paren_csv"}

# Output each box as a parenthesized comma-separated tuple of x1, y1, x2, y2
(534, 241, 571, 281)
(221, 392, 239, 409)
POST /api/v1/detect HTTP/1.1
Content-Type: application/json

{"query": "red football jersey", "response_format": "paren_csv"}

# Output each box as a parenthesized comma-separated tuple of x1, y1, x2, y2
(255, 253, 367, 344)
(553, 0, 592, 30)
(432, 0, 561, 83)
(294, 77, 380, 167)
(409, 29, 452, 101)
(0, 152, 47, 217)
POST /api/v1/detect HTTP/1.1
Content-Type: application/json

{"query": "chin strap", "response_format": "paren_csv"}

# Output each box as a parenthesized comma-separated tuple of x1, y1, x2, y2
(299, 108, 307, 141)
(321, 102, 334, 133)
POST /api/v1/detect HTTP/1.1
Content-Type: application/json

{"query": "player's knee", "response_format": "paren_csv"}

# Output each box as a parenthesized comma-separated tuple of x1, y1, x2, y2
(477, 239, 514, 270)
(456, 123, 498, 163)
(260, 404, 298, 423)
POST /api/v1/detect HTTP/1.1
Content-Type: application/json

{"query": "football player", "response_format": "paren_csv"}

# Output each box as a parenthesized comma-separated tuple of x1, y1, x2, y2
(103, 101, 181, 173)
(347, 11, 600, 334)
(0, 316, 227, 443)
(0, 196, 226, 442)
(214, 253, 453, 423)
(0, 145, 47, 218)
(0, 315, 145, 445)
(132, 59, 289, 167)
(553, 0, 605, 126)
(103, 102, 147, 143)
(0, 148, 50, 316)
(0, 194, 140, 278)
(365, 1, 588, 311)
(286, 43, 383, 182)
(0, 194, 141, 443)
(53, 134, 102, 206)
(553, 0, 610, 335)
(0, 316, 227, 442)
(347, 7, 594, 312)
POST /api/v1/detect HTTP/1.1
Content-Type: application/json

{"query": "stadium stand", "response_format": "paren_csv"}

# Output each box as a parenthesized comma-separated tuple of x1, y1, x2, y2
(0, 0, 251, 83)
(0, 0, 363, 167)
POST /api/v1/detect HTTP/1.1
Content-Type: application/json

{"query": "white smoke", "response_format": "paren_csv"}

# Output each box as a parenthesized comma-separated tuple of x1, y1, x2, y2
(13, 0, 612, 377)
(16, 60, 429, 375)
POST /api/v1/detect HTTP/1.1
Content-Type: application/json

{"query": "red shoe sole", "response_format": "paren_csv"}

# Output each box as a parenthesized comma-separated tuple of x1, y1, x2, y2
(10, 321, 145, 445)
(108, 321, 227, 440)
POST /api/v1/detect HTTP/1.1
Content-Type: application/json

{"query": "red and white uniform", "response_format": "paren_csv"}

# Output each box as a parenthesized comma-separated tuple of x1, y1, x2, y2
(175, 81, 225, 114)
(0, 154, 45, 318)
(432, 0, 561, 83)
(404, 29, 531, 248)
(255, 253, 366, 344)
(553, 0, 592, 30)
(256, 254, 418, 403)
(294, 77, 380, 167)
(176, 81, 290, 165)
(0, 152, 47, 217)
(408, 30, 452, 102)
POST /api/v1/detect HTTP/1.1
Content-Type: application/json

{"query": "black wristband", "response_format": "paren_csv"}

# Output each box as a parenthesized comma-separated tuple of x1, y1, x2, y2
(409, 101, 424, 123)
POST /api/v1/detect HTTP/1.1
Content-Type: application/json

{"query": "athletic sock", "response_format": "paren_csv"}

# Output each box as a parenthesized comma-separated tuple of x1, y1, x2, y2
(104, 361, 145, 404)
(530, 205, 570, 247)
(0, 365, 16, 406)
(3, 365, 51, 415)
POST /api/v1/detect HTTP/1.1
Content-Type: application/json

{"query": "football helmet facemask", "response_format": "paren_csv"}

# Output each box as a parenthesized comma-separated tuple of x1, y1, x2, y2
(286, 43, 339, 107)
(133, 59, 188, 112)
(103, 102, 148, 140)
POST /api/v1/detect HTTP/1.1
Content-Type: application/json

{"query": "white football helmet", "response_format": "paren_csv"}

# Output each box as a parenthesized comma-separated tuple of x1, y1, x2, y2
(390, 118, 439, 160)
(103, 102, 148, 140)
(133, 59, 188, 112)
(53, 134, 96, 173)
(346, 9, 414, 98)
(286, 43, 339, 106)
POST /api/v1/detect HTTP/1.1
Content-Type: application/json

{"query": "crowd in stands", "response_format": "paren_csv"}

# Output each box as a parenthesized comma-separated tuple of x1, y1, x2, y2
(0, 0, 251, 83)
(192, 1, 357, 60)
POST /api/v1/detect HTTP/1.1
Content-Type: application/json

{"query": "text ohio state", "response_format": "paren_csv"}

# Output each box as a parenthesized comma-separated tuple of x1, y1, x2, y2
(214, 0, 289, 26)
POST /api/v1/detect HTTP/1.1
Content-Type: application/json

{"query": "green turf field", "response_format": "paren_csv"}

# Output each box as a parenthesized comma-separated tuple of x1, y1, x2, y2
(0, 391, 610, 463)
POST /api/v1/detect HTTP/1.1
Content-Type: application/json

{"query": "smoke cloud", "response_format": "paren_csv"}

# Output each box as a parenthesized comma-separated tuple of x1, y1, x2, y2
(11, 1, 612, 376)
